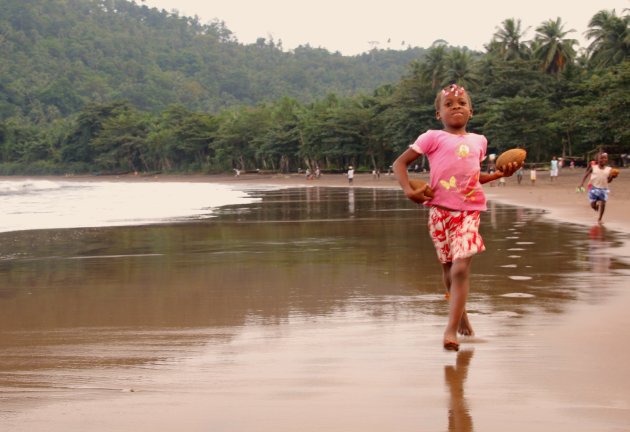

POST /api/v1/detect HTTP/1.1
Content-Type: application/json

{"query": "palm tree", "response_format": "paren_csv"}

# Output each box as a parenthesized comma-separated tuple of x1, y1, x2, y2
(533, 18, 577, 76)
(442, 48, 481, 90)
(421, 43, 448, 89)
(488, 18, 531, 60)
(585, 9, 630, 68)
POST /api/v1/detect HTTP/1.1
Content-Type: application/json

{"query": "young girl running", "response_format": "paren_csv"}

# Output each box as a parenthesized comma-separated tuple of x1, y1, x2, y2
(393, 84, 519, 351)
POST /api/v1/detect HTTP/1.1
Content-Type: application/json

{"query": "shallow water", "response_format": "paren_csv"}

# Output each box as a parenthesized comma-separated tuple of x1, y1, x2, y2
(0, 186, 628, 431)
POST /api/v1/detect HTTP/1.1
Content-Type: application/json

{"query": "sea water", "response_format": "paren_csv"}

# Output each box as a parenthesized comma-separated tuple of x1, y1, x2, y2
(0, 179, 271, 233)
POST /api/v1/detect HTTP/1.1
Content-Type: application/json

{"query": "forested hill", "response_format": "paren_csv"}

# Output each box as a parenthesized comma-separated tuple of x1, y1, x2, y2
(0, 0, 428, 120)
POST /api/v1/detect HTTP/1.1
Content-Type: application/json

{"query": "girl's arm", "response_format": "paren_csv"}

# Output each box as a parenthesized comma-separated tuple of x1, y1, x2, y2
(393, 148, 431, 203)
(479, 171, 502, 184)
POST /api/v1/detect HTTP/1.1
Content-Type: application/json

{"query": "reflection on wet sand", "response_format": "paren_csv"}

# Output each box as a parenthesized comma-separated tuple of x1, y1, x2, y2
(588, 224, 611, 273)
(1, 187, 629, 430)
(445, 350, 474, 432)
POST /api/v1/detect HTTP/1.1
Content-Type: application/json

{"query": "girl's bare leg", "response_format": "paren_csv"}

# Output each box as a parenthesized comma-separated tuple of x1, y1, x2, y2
(441, 262, 475, 337)
(458, 310, 474, 336)
(442, 257, 473, 347)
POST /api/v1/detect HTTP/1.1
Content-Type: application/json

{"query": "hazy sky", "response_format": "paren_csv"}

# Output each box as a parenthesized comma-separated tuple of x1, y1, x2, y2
(139, 0, 629, 55)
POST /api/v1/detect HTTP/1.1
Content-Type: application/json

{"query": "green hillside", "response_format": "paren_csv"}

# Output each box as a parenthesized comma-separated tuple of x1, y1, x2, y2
(0, 0, 427, 120)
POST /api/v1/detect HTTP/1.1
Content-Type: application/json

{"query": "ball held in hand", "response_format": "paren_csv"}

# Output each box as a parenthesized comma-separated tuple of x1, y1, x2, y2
(495, 148, 527, 173)
(610, 168, 619, 178)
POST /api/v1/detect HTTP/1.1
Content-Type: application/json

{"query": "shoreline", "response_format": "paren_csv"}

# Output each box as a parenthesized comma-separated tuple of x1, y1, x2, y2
(3, 168, 629, 234)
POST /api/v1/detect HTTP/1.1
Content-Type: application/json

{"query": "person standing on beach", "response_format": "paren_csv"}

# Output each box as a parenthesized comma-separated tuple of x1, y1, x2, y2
(578, 152, 615, 224)
(550, 156, 559, 182)
(393, 84, 519, 351)
(347, 166, 354, 184)
(530, 164, 536, 185)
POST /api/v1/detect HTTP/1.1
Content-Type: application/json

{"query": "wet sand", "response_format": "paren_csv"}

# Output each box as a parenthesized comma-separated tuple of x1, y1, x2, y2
(1, 169, 630, 431)
(211, 168, 630, 232)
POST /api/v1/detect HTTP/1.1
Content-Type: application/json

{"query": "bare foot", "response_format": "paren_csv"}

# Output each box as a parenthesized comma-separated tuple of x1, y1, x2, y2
(458, 311, 475, 336)
(443, 330, 459, 351)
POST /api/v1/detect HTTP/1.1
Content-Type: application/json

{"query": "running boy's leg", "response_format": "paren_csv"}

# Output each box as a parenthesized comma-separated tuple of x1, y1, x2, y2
(588, 187, 609, 223)
(598, 200, 606, 223)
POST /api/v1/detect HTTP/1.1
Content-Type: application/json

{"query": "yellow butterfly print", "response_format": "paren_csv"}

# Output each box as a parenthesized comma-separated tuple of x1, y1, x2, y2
(440, 176, 457, 190)
(456, 144, 470, 158)
(464, 189, 478, 201)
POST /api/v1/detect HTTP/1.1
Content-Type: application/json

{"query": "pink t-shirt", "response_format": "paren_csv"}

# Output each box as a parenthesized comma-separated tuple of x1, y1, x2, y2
(410, 130, 487, 211)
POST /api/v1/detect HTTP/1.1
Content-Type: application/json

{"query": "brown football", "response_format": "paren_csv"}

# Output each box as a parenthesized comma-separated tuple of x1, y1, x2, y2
(409, 179, 434, 198)
(495, 148, 527, 172)
(610, 168, 620, 178)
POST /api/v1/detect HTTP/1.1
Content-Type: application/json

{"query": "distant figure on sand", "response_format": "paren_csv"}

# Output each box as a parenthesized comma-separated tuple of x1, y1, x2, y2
(579, 152, 615, 224)
(516, 166, 524, 184)
(347, 166, 354, 184)
(550, 156, 559, 182)
(530, 165, 536, 185)
(393, 84, 519, 352)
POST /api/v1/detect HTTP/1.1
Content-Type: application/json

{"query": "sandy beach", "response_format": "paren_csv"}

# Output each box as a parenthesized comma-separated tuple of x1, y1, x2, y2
(1, 168, 629, 431)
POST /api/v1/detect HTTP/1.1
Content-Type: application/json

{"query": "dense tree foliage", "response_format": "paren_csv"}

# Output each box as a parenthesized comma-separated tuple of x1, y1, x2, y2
(0, 1, 628, 175)
(0, 0, 425, 117)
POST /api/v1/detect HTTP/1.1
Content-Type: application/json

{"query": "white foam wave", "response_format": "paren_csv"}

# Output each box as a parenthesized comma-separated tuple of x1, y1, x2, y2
(0, 179, 63, 195)
(0, 179, 266, 233)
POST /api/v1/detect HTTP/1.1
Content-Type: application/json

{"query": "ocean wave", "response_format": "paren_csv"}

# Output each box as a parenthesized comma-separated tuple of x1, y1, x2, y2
(0, 180, 270, 233)
(0, 179, 64, 195)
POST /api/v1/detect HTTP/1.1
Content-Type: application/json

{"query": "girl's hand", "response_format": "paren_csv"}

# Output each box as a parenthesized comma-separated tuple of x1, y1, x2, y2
(496, 161, 521, 178)
(406, 183, 434, 204)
